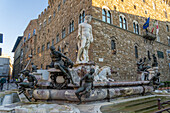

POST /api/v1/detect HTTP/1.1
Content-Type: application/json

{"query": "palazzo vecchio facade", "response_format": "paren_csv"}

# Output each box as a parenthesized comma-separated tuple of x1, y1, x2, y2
(13, 0, 170, 81)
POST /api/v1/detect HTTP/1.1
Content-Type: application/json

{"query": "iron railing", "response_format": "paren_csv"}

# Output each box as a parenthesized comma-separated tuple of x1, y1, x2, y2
(155, 98, 170, 113)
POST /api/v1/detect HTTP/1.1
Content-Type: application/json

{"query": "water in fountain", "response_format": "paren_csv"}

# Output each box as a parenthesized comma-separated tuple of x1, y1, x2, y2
(1, 92, 20, 105)
(2, 94, 12, 105)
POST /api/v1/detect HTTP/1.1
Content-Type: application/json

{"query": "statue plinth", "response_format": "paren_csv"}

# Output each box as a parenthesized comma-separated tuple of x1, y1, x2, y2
(47, 68, 69, 89)
(74, 61, 95, 67)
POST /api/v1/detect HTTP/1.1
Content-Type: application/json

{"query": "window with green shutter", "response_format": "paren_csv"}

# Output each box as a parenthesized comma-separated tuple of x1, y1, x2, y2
(157, 51, 164, 59)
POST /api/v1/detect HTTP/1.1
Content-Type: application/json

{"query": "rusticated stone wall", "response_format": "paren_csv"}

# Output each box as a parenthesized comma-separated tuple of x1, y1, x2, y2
(92, 0, 170, 22)
(90, 0, 170, 81)
(91, 17, 170, 81)
(18, 0, 170, 81)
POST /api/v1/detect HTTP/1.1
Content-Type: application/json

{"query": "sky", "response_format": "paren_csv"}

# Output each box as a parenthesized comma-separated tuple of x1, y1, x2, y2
(0, 0, 48, 62)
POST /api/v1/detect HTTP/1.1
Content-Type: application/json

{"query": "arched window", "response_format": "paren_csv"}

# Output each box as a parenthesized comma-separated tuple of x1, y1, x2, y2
(24, 37, 26, 43)
(69, 20, 74, 33)
(62, 28, 66, 38)
(168, 36, 170, 46)
(69, 23, 72, 34)
(119, 16, 123, 28)
(102, 9, 106, 22)
(43, 19, 46, 27)
(133, 21, 139, 34)
(82, 11, 85, 22)
(107, 11, 111, 24)
(111, 40, 116, 50)
(28, 33, 31, 39)
(72, 21, 74, 31)
(56, 34, 59, 43)
(47, 42, 50, 50)
(52, 39, 54, 46)
(111, 39, 116, 54)
(48, 15, 51, 23)
(102, 8, 111, 24)
(39, 23, 42, 30)
(133, 23, 136, 33)
(135, 46, 138, 58)
(120, 15, 127, 30)
(123, 18, 127, 29)
(33, 29, 36, 35)
(166, 25, 169, 32)
(79, 10, 85, 24)
(136, 24, 139, 34)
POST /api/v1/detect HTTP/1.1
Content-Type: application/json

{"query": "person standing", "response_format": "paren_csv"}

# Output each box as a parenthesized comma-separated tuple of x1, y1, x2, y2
(0, 77, 6, 91)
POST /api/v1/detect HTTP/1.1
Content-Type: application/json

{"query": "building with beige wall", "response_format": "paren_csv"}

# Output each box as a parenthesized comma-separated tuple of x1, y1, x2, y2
(18, 0, 170, 81)
(21, 19, 38, 70)
(0, 55, 12, 80)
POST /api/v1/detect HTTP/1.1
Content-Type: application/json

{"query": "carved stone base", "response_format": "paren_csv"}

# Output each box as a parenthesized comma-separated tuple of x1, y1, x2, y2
(74, 61, 95, 67)
(48, 68, 69, 89)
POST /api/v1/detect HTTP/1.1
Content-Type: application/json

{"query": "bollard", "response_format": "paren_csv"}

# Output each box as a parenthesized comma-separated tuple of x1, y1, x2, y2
(158, 98, 161, 110)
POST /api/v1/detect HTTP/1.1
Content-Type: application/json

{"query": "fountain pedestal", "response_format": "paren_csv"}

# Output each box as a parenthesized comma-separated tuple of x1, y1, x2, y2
(48, 68, 69, 89)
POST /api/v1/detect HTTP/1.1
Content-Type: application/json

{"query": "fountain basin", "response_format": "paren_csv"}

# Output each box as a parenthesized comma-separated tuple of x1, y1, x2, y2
(33, 81, 154, 102)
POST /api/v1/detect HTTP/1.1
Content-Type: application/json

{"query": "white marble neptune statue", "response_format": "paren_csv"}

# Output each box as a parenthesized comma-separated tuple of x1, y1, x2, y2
(76, 15, 93, 63)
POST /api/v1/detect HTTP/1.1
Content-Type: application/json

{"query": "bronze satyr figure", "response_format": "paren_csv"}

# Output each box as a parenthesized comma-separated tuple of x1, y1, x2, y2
(75, 68, 95, 105)
(149, 72, 161, 90)
(152, 54, 158, 67)
(19, 70, 38, 95)
(49, 46, 76, 85)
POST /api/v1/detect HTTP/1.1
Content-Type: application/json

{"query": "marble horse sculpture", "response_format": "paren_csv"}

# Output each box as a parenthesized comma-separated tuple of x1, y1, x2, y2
(93, 65, 114, 82)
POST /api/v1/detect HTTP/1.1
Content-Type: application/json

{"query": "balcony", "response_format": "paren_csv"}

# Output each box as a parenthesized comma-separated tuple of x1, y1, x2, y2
(143, 31, 156, 41)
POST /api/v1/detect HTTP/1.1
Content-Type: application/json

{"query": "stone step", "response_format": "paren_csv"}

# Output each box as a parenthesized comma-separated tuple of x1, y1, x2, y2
(115, 96, 156, 107)
(101, 96, 170, 113)
(134, 104, 157, 112)
(120, 97, 170, 113)
(125, 98, 157, 108)
(119, 101, 157, 112)
(101, 96, 157, 112)
(138, 104, 170, 113)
